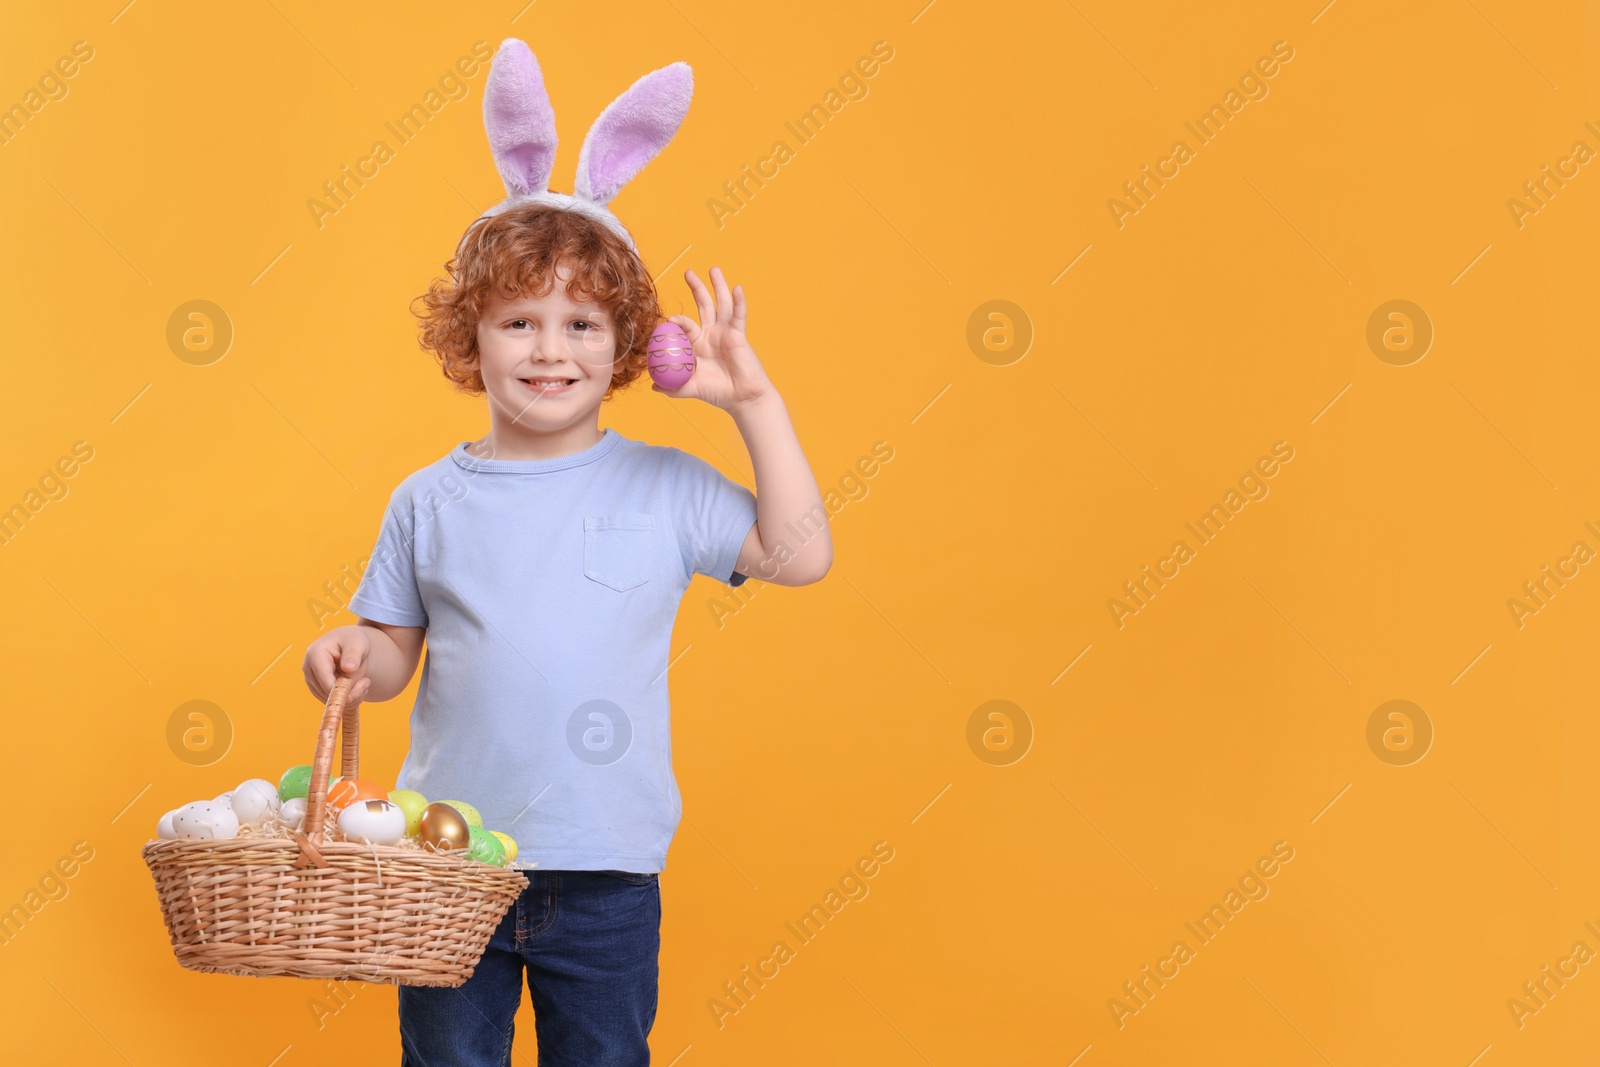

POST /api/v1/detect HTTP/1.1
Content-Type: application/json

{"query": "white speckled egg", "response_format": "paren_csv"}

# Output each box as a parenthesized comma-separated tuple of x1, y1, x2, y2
(279, 797, 307, 831)
(173, 800, 240, 840)
(213, 791, 233, 806)
(337, 798, 407, 846)
(230, 778, 281, 825)
(156, 809, 180, 839)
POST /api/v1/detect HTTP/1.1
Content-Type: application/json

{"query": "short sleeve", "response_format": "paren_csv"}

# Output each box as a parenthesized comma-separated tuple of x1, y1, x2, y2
(348, 490, 428, 627)
(669, 448, 758, 587)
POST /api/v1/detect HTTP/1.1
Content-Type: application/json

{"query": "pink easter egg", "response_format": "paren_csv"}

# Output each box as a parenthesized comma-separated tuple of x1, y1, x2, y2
(647, 322, 696, 391)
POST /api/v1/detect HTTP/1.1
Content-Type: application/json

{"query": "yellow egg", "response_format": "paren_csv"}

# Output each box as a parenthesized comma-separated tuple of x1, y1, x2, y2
(489, 831, 517, 863)
(438, 799, 482, 827)
(388, 789, 429, 836)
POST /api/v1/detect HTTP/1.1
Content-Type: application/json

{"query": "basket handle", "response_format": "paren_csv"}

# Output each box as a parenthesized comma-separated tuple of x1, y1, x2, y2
(301, 672, 360, 848)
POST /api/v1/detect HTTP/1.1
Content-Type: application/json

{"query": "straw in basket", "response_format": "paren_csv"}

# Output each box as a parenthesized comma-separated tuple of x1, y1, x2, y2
(141, 675, 529, 987)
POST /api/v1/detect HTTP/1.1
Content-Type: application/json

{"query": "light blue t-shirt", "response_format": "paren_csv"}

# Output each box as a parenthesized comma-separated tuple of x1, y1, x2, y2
(347, 427, 757, 873)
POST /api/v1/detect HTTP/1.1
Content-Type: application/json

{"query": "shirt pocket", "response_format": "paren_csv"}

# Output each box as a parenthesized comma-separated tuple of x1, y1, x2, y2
(583, 513, 657, 592)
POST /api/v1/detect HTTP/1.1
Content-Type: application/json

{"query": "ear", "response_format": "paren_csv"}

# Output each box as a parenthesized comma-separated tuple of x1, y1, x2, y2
(573, 62, 693, 207)
(483, 39, 558, 198)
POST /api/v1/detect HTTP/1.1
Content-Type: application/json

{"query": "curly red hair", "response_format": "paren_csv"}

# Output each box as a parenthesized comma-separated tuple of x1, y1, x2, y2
(410, 202, 661, 401)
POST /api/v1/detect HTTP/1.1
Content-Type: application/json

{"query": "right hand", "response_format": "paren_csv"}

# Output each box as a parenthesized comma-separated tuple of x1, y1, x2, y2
(303, 625, 374, 706)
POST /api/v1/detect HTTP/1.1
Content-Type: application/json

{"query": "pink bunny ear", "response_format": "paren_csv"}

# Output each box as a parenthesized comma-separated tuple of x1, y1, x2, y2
(573, 62, 693, 207)
(483, 39, 558, 198)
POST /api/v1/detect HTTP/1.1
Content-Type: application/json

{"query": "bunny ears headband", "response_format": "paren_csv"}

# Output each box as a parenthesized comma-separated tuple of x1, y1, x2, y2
(475, 39, 694, 252)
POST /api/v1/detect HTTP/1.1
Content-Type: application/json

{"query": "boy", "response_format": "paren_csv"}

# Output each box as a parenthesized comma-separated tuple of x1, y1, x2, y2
(301, 198, 829, 1062)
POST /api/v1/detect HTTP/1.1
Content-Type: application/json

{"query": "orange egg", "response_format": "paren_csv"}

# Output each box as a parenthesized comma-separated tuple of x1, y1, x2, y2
(326, 777, 387, 813)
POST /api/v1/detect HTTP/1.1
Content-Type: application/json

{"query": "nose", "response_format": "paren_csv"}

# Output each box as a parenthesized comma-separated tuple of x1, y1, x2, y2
(529, 326, 569, 364)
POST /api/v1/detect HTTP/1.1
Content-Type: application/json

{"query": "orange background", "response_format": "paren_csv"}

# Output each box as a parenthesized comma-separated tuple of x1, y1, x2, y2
(3, 0, 1600, 1063)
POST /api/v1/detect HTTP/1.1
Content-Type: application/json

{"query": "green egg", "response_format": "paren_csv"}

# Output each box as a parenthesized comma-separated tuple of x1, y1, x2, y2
(279, 765, 313, 802)
(467, 825, 506, 865)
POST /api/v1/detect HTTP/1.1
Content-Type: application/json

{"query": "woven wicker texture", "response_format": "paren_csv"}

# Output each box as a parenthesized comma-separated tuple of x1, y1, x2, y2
(141, 675, 528, 987)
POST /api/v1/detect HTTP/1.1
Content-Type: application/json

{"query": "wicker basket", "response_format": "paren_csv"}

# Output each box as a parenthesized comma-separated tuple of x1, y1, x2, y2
(141, 675, 529, 987)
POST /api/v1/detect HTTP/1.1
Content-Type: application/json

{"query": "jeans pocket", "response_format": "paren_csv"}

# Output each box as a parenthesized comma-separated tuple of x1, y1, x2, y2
(595, 869, 658, 886)
(583, 514, 656, 592)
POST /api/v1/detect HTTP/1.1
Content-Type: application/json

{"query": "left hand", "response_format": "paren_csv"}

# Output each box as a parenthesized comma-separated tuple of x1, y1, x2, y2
(655, 266, 774, 413)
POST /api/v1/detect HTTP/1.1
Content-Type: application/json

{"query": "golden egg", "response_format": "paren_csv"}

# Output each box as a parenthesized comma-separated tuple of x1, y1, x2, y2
(418, 802, 470, 852)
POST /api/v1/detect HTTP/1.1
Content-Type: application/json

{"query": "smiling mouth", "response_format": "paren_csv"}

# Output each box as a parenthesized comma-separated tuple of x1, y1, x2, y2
(520, 377, 578, 390)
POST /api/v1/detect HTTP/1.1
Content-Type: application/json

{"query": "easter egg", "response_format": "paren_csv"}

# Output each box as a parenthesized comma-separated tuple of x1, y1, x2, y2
(489, 831, 518, 863)
(326, 777, 387, 814)
(172, 800, 240, 840)
(156, 809, 179, 840)
(230, 778, 281, 825)
(467, 826, 506, 865)
(338, 798, 408, 846)
(213, 791, 234, 806)
(647, 321, 695, 391)
(279, 765, 313, 802)
(418, 802, 471, 852)
(388, 789, 429, 836)
(437, 800, 483, 828)
(279, 797, 307, 831)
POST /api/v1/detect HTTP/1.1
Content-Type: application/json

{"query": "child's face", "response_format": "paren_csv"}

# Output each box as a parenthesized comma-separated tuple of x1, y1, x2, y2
(475, 263, 619, 435)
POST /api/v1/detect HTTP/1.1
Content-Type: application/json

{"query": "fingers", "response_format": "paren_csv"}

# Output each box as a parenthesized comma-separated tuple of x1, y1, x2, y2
(305, 647, 335, 699)
(731, 284, 746, 334)
(303, 632, 370, 704)
(686, 266, 738, 327)
(352, 677, 371, 703)
(683, 269, 714, 326)
(710, 266, 734, 325)
(338, 635, 368, 678)
(666, 314, 701, 344)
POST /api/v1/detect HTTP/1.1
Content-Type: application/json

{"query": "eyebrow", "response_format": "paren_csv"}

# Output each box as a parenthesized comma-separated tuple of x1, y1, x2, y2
(501, 303, 606, 317)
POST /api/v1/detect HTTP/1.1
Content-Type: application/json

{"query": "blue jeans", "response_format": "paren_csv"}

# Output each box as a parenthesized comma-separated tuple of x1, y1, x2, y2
(399, 869, 661, 1066)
